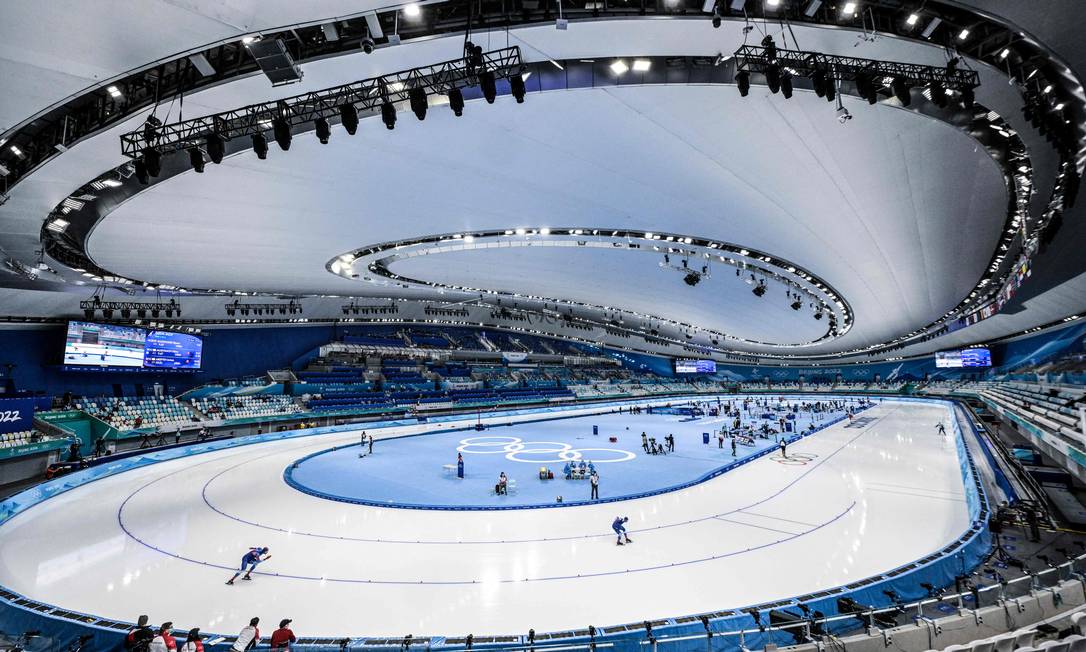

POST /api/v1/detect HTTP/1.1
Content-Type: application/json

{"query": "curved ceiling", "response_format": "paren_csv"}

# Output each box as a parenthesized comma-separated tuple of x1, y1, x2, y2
(387, 245, 835, 346)
(0, 7, 1084, 362)
(87, 84, 1006, 354)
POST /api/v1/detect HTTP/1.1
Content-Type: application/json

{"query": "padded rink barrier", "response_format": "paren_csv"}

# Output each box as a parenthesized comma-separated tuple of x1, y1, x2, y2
(0, 396, 992, 651)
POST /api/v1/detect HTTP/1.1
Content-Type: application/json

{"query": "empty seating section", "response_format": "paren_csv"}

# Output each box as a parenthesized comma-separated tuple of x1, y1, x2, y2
(307, 385, 572, 414)
(195, 395, 302, 420)
(77, 396, 198, 430)
(382, 359, 431, 390)
(0, 430, 55, 449)
(405, 330, 453, 349)
(298, 368, 369, 384)
(336, 325, 600, 357)
(933, 629, 1040, 652)
(344, 335, 405, 347)
(972, 380, 1086, 444)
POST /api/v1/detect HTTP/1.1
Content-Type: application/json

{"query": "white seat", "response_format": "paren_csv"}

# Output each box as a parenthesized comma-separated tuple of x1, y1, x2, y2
(973, 641, 995, 652)
(946, 645, 971, 652)
(1016, 631, 1039, 649)
(1016, 646, 1040, 652)
(991, 634, 1017, 652)
(1041, 641, 1070, 652)
(1072, 614, 1086, 636)
(1064, 636, 1086, 652)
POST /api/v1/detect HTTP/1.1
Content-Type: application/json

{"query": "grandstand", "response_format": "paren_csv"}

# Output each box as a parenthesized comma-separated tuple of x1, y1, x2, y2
(75, 396, 199, 430)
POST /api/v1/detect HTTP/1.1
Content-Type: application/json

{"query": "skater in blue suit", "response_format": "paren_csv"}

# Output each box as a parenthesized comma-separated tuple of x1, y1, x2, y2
(612, 516, 632, 546)
(226, 546, 270, 585)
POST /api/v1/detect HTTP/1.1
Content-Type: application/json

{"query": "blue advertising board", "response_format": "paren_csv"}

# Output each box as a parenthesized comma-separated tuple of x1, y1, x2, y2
(0, 398, 35, 435)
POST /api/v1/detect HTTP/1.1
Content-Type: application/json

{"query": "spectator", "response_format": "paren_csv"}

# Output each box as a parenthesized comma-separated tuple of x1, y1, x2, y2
(148, 622, 177, 652)
(231, 618, 260, 652)
(179, 629, 204, 652)
(270, 619, 297, 651)
(124, 615, 155, 652)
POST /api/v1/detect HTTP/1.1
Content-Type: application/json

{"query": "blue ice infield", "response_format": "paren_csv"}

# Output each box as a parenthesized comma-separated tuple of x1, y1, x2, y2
(285, 402, 852, 509)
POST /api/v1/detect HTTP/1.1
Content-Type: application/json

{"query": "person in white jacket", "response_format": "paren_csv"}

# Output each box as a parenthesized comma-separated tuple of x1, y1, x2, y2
(231, 618, 260, 652)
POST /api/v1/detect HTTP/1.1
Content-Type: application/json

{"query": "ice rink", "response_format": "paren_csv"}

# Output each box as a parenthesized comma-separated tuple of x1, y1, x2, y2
(0, 399, 968, 638)
(285, 400, 849, 508)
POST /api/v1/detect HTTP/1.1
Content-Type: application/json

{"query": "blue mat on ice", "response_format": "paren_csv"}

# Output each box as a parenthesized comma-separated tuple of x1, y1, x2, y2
(285, 401, 849, 509)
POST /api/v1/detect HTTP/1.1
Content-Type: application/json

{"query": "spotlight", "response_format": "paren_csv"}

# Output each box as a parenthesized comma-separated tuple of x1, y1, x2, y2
(766, 64, 781, 94)
(528, 630, 535, 645)
(510, 73, 527, 103)
(409, 87, 428, 120)
(790, 300, 802, 310)
(960, 86, 975, 109)
(361, 36, 376, 54)
(142, 147, 162, 177)
(929, 81, 947, 108)
(121, 308, 131, 319)
(891, 76, 911, 106)
(752, 283, 767, 297)
(837, 105, 852, 123)
(736, 71, 750, 96)
(251, 133, 269, 159)
(339, 103, 359, 135)
(684, 272, 701, 287)
(811, 69, 827, 97)
(780, 72, 793, 99)
(272, 117, 291, 150)
(206, 133, 225, 164)
(855, 72, 877, 104)
(712, 14, 721, 28)
(479, 71, 497, 103)
(83, 308, 95, 320)
(448, 88, 465, 116)
(315, 117, 331, 143)
(134, 159, 149, 185)
(188, 146, 205, 173)
(381, 101, 397, 130)
(814, 311, 823, 320)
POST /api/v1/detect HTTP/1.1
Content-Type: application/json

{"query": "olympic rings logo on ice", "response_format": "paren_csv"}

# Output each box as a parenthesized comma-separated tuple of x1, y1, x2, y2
(457, 436, 637, 464)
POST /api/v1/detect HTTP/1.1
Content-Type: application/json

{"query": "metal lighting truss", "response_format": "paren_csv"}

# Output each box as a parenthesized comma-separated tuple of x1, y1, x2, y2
(80, 298, 181, 316)
(120, 47, 525, 158)
(733, 44, 980, 90)
(225, 300, 302, 315)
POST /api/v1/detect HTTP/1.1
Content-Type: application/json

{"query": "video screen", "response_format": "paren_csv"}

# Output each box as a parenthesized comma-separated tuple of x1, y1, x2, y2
(64, 322, 146, 367)
(935, 348, 992, 368)
(64, 321, 203, 369)
(675, 359, 717, 374)
(144, 331, 203, 369)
